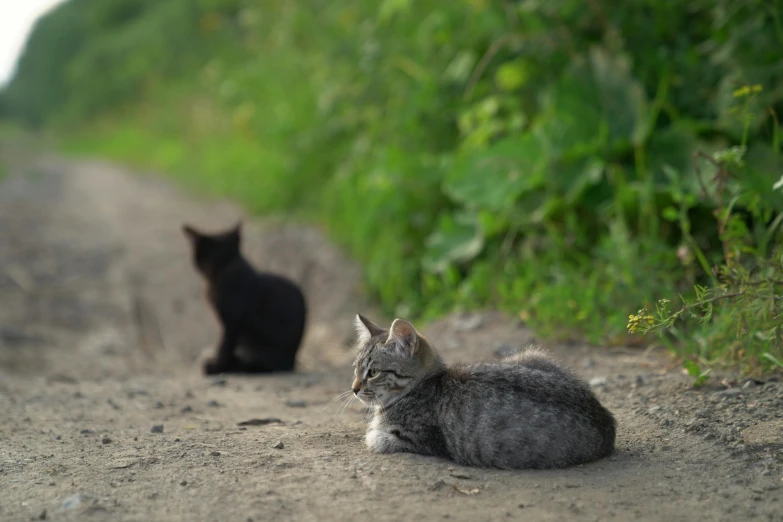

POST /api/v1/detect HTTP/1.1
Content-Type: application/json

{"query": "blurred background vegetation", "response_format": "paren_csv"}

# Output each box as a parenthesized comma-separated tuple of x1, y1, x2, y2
(2, 0, 782, 373)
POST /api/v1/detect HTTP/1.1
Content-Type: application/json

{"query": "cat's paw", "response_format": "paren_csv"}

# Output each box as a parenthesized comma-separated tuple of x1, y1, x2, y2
(203, 358, 229, 375)
(365, 428, 401, 453)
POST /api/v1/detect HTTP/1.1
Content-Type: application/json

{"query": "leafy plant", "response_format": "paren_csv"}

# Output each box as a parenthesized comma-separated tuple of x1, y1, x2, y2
(4, 0, 783, 371)
(629, 85, 783, 372)
(682, 359, 712, 388)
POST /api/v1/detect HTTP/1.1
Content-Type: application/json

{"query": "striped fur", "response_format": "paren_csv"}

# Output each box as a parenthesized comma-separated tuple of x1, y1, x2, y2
(351, 316, 616, 469)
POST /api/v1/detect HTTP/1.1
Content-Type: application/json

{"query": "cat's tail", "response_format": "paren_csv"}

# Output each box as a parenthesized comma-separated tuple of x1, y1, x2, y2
(502, 345, 577, 377)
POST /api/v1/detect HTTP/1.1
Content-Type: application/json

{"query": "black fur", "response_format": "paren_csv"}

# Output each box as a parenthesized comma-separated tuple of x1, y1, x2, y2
(183, 222, 307, 375)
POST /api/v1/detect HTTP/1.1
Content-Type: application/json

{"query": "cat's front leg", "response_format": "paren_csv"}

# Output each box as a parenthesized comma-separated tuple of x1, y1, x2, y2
(204, 326, 240, 375)
(365, 415, 408, 454)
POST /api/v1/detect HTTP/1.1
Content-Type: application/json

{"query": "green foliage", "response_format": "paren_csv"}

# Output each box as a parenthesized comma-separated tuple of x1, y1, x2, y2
(4, 0, 783, 370)
(682, 360, 712, 388)
(629, 87, 783, 372)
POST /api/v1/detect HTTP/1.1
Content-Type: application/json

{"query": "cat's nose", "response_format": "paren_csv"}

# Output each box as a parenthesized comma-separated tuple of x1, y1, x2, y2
(352, 385, 361, 395)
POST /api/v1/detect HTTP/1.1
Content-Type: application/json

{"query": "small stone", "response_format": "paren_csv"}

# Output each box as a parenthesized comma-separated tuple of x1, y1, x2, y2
(742, 380, 757, 390)
(635, 375, 645, 387)
(589, 377, 607, 387)
(37, 509, 47, 520)
(101, 436, 112, 444)
(154, 401, 164, 409)
(207, 400, 221, 408)
(181, 406, 193, 413)
(237, 418, 283, 426)
(717, 388, 743, 398)
(271, 441, 284, 449)
(428, 479, 447, 491)
(61, 494, 86, 510)
(46, 374, 78, 385)
(285, 400, 307, 408)
(211, 451, 221, 457)
(648, 406, 661, 414)
(180, 480, 188, 486)
(210, 378, 227, 387)
(454, 314, 483, 332)
(80, 429, 95, 435)
(151, 424, 164, 434)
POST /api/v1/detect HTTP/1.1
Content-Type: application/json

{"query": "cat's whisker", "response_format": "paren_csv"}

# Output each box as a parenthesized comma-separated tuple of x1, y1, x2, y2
(321, 391, 354, 412)
(338, 394, 356, 417)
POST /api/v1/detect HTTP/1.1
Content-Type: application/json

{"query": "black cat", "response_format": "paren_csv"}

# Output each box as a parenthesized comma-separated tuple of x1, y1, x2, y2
(182, 222, 307, 375)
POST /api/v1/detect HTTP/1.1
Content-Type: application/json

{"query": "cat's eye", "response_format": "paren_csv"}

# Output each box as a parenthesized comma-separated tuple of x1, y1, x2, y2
(367, 368, 380, 378)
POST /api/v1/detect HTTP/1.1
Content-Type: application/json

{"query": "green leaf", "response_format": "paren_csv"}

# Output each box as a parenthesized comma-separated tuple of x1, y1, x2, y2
(422, 212, 485, 274)
(762, 352, 783, 369)
(682, 360, 711, 387)
(494, 59, 530, 92)
(378, 0, 412, 22)
(662, 206, 679, 222)
(444, 50, 477, 83)
(537, 46, 650, 157)
(444, 134, 548, 212)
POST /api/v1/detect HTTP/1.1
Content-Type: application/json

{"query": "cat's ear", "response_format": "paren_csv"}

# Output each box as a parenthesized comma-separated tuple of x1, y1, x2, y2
(388, 318, 418, 357)
(354, 314, 385, 345)
(182, 224, 200, 244)
(232, 220, 243, 237)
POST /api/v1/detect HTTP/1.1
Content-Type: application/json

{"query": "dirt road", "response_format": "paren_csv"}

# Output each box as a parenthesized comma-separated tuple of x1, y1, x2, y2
(1, 147, 781, 521)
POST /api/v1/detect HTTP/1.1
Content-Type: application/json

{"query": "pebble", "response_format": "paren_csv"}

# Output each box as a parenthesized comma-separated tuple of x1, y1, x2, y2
(207, 400, 221, 408)
(154, 401, 164, 409)
(272, 441, 284, 449)
(101, 436, 112, 444)
(180, 480, 188, 486)
(237, 418, 283, 426)
(454, 314, 483, 331)
(285, 400, 307, 408)
(61, 493, 86, 510)
(151, 424, 164, 433)
(181, 406, 193, 413)
(210, 378, 227, 387)
(589, 377, 607, 387)
(716, 388, 743, 398)
(211, 451, 221, 457)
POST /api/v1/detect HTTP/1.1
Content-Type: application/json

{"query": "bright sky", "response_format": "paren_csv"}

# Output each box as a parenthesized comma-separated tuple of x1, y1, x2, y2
(0, 0, 67, 86)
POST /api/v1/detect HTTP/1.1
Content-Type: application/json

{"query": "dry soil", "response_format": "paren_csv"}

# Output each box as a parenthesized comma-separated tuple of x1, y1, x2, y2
(1, 144, 782, 522)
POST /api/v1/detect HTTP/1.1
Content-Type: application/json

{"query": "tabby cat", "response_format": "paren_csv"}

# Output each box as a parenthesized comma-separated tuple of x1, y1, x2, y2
(183, 222, 306, 375)
(350, 315, 616, 469)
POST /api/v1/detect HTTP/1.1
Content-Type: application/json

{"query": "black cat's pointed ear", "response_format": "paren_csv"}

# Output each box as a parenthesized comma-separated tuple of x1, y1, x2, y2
(354, 314, 385, 345)
(388, 318, 419, 357)
(182, 224, 200, 244)
(232, 219, 243, 236)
